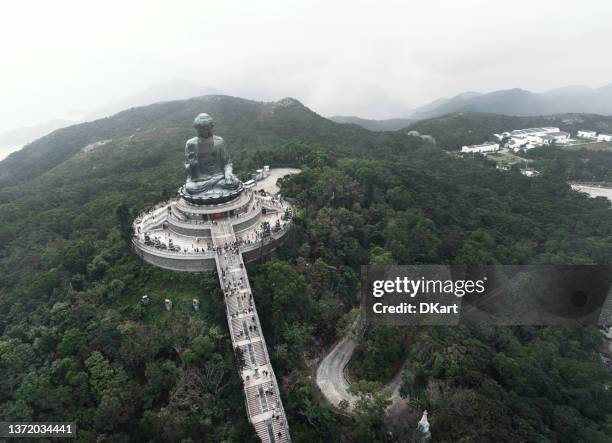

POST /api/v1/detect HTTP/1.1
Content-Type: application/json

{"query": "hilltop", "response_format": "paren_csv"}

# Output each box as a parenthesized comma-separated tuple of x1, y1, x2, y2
(0, 95, 429, 189)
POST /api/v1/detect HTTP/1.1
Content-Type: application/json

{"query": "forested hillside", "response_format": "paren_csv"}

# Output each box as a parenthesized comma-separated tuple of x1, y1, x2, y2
(0, 95, 427, 189)
(329, 116, 416, 131)
(0, 96, 611, 442)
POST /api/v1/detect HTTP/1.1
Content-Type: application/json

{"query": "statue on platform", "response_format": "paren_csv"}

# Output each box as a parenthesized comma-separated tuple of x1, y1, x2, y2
(179, 113, 243, 204)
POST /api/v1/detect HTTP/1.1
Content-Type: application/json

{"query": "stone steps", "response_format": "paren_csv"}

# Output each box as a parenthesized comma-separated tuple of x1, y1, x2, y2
(245, 381, 278, 416)
(239, 341, 268, 367)
(212, 221, 291, 442)
(253, 419, 289, 443)
(231, 317, 260, 341)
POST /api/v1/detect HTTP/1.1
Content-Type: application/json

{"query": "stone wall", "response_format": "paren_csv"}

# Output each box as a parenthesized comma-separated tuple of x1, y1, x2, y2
(133, 242, 216, 272)
(133, 225, 291, 273)
(166, 219, 212, 238)
(232, 209, 262, 233)
(242, 228, 292, 264)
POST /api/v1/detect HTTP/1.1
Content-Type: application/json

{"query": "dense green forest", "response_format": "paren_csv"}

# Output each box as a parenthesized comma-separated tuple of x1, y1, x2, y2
(0, 96, 611, 442)
(524, 146, 612, 183)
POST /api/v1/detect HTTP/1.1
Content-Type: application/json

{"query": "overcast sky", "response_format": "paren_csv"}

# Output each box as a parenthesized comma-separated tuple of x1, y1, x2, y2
(1, 0, 612, 133)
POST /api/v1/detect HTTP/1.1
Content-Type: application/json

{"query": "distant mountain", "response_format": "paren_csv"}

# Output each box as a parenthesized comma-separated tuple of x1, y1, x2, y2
(410, 92, 481, 116)
(410, 84, 612, 119)
(0, 119, 75, 160)
(406, 112, 612, 149)
(84, 79, 221, 121)
(329, 115, 416, 131)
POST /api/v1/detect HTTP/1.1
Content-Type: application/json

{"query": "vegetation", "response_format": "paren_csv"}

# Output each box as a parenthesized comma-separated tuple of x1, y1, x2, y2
(0, 96, 611, 441)
(524, 146, 612, 183)
(403, 326, 612, 442)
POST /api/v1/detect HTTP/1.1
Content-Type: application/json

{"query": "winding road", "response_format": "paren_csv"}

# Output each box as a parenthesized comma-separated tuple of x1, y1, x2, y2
(316, 332, 358, 411)
(315, 321, 408, 415)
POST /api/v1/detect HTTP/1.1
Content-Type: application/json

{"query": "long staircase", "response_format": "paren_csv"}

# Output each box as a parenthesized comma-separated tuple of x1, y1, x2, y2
(211, 221, 291, 443)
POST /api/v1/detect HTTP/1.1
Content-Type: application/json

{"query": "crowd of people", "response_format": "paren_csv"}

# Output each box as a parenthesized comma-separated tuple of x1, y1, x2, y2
(134, 188, 292, 257)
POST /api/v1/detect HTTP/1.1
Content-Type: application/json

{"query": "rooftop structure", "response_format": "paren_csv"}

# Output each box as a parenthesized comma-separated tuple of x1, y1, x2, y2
(504, 127, 570, 151)
(577, 130, 598, 139)
(461, 141, 499, 154)
(509, 127, 560, 137)
(598, 133, 612, 142)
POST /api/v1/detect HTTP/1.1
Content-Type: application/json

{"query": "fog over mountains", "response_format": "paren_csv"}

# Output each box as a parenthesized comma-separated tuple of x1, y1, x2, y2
(328, 116, 416, 131)
(0, 80, 220, 160)
(410, 84, 612, 119)
(331, 84, 612, 131)
(4, 81, 612, 155)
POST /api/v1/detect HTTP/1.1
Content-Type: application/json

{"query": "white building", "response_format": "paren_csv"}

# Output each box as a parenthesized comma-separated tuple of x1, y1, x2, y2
(509, 127, 560, 138)
(577, 130, 598, 140)
(504, 127, 569, 150)
(598, 133, 612, 142)
(461, 142, 499, 154)
(506, 136, 531, 151)
(541, 131, 570, 144)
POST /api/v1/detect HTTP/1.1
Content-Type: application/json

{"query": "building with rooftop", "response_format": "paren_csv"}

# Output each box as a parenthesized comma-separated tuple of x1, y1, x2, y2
(461, 141, 499, 154)
(503, 127, 569, 151)
(577, 130, 598, 140)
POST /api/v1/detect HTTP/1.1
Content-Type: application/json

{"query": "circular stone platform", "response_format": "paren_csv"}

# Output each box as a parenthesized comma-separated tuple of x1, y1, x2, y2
(132, 186, 293, 272)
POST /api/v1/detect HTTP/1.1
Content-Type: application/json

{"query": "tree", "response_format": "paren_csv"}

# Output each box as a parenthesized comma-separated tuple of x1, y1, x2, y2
(143, 360, 178, 408)
(348, 380, 392, 441)
(57, 328, 87, 356)
(115, 203, 133, 243)
(399, 369, 415, 399)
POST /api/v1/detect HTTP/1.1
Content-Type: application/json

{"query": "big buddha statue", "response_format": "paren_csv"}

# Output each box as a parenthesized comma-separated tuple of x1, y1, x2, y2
(179, 113, 243, 204)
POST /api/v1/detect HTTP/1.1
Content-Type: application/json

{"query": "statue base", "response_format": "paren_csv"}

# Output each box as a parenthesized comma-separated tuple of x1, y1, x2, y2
(178, 183, 244, 206)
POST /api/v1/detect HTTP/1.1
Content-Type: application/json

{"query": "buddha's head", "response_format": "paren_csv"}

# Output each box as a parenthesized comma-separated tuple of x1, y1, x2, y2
(194, 113, 214, 137)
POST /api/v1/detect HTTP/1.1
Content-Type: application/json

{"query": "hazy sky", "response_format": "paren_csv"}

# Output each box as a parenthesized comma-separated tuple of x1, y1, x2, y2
(2, 0, 612, 132)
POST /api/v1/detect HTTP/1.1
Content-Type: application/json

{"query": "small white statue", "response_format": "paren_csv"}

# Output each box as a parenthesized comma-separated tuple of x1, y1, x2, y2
(415, 410, 431, 441)
(192, 299, 200, 311)
(164, 299, 172, 311)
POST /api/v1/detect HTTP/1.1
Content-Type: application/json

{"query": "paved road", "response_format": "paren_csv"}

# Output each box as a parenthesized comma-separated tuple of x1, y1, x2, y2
(315, 334, 358, 411)
(315, 326, 407, 414)
(255, 168, 301, 194)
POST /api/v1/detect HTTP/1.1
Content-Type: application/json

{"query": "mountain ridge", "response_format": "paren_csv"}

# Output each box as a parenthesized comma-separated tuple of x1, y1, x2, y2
(410, 83, 612, 119)
(329, 115, 416, 131)
(0, 94, 430, 190)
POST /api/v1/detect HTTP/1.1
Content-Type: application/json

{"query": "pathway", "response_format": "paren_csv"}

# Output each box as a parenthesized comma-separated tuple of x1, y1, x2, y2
(212, 221, 291, 443)
(315, 317, 407, 414)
